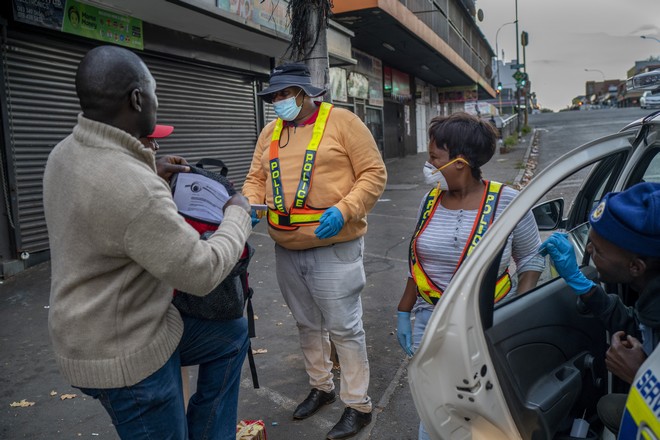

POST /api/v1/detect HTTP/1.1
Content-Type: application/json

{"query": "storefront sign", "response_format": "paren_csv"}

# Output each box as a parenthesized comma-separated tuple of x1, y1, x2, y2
(352, 49, 383, 107)
(62, 0, 143, 50)
(12, 0, 65, 30)
(12, 0, 143, 50)
(347, 72, 368, 100)
(384, 67, 412, 101)
(438, 85, 478, 103)
(216, 0, 290, 35)
(330, 67, 348, 102)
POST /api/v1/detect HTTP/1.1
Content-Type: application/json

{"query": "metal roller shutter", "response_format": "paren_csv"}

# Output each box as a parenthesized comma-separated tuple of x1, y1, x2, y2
(2, 31, 259, 254)
(143, 54, 259, 186)
(264, 101, 277, 125)
(2, 33, 87, 254)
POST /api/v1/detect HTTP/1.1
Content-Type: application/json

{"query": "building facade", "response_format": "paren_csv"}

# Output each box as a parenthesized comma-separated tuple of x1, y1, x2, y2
(0, 0, 355, 276)
(332, 0, 496, 157)
(1, 0, 494, 276)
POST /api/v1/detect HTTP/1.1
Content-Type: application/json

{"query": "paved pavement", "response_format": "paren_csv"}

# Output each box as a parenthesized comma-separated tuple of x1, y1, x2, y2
(0, 132, 537, 440)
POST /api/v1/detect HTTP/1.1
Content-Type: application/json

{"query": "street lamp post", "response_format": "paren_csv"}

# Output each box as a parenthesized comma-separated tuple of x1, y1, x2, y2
(641, 35, 660, 44)
(584, 68, 605, 81)
(495, 21, 515, 115)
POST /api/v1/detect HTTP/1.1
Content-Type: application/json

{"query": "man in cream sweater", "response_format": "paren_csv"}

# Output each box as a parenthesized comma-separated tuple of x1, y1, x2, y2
(43, 45, 252, 440)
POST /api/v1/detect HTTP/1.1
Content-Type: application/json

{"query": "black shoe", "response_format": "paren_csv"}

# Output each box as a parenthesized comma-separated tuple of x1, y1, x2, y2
(326, 407, 372, 439)
(293, 388, 337, 420)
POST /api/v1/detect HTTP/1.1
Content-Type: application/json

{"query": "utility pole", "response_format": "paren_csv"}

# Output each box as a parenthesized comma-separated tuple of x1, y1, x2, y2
(306, 10, 331, 102)
(521, 30, 528, 127)
(515, 0, 521, 137)
(286, 0, 332, 102)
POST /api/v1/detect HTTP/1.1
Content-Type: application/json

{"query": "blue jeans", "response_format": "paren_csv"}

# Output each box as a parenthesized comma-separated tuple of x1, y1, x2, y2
(413, 308, 432, 440)
(78, 315, 249, 440)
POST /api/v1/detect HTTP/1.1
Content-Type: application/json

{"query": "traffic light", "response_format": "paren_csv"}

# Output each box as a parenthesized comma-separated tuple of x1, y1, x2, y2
(520, 73, 529, 87)
(521, 31, 529, 47)
(496, 82, 502, 94)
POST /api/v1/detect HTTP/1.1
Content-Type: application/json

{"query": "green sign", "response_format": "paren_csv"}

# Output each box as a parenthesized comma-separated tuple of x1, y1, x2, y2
(61, 0, 143, 50)
(512, 71, 525, 82)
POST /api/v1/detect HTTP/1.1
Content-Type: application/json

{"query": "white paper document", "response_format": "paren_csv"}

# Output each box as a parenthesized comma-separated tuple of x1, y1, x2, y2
(172, 173, 230, 224)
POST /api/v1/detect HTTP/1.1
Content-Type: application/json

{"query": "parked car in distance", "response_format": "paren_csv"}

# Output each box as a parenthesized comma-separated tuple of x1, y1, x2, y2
(640, 90, 660, 109)
(408, 71, 660, 439)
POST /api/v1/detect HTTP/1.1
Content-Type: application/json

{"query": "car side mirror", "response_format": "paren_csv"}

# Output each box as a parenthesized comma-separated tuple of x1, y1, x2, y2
(532, 198, 565, 231)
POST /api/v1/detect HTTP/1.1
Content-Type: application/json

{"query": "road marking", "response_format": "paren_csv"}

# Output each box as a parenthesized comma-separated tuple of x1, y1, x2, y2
(240, 379, 335, 430)
(353, 357, 411, 440)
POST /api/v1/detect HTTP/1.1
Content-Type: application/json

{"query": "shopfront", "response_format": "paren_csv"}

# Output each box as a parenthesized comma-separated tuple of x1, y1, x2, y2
(329, 48, 385, 154)
(0, 0, 272, 276)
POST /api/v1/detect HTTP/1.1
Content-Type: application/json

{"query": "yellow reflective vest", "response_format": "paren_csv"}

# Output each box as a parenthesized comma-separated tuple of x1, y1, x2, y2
(267, 102, 333, 231)
(409, 180, 511, 305)
(618, 344, 660, 439)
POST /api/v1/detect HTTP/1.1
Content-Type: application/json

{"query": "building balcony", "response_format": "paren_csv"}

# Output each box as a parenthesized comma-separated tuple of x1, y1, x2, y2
(333, 0, 496, 97)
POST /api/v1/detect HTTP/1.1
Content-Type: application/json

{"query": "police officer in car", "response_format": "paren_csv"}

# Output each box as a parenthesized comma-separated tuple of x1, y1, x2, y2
(540, 182, 660, 435)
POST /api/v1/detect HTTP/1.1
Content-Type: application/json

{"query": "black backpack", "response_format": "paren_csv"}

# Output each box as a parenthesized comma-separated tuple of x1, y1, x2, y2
(171, 158, 259, 388)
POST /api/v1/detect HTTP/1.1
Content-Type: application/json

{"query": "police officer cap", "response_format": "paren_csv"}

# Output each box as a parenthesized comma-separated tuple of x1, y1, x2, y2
(589, 182, 660, 257)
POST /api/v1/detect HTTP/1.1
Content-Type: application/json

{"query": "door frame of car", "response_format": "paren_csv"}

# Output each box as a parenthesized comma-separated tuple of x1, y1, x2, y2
(408, 130, 638, 439)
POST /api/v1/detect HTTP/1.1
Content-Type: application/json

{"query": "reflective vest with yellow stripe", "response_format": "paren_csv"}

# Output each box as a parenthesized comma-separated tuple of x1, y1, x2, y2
(267, 102, 332, 231)
(409, 180, 511, 305)
(617, 345, 660, 439)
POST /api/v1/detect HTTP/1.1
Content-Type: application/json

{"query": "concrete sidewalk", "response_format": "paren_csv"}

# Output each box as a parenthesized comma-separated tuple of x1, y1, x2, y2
(0, 133, 537, 440)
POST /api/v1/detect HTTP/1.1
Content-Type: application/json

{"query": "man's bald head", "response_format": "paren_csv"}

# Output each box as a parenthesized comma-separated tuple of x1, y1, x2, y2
(75, 45, 157, 138)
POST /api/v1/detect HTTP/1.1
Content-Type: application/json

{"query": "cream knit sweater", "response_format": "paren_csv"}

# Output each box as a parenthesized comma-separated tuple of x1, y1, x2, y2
(43, 115, 252, 388)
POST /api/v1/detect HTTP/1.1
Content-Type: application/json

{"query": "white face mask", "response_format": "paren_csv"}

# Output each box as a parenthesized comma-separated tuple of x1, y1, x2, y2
(422, 158, 469, 189)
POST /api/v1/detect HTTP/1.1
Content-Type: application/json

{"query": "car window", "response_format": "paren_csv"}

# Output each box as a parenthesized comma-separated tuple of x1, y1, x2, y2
(643, 152, 660, 182)
(497, 148, 630, 306)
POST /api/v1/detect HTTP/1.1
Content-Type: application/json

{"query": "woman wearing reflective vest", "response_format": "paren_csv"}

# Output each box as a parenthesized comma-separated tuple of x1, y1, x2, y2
(396, 113, 544, 440)
(242, 63, 387, 440)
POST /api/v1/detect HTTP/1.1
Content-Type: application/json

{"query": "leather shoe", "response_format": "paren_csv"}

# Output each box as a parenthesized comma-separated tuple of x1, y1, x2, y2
(326, 407, 372, 439)
(293, 388, 336, 420)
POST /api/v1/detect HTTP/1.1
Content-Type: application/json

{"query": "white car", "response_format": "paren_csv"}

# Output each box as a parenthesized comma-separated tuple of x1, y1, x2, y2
(640, 90, 660, 109)
(408, 76, 660, 439)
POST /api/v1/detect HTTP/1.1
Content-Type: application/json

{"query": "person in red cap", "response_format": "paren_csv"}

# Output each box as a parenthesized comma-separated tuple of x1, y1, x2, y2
(541, 182, 660, 435)
(43, 45, 252, 440)
(140, 124, 190, 182)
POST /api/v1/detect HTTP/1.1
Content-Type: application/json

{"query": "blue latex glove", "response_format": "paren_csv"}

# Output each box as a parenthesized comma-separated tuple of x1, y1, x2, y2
(314, 207, 344, 239)
(539, 232, 596, 295)
(397, 311, 414, 357)
(250, 210, 261, 228)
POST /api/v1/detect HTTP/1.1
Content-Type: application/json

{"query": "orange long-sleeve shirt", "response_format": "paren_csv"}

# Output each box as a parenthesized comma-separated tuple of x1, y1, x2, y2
(242, 106, 387, 250)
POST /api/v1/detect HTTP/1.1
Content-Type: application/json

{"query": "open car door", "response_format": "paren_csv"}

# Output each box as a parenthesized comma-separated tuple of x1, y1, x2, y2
(408, 129, 640, 439)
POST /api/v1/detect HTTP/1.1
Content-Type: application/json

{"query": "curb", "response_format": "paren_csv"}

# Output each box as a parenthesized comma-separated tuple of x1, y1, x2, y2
(513, 128, 540, 189)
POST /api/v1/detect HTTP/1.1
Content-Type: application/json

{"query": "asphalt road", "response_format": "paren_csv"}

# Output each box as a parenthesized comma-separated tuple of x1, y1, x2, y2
(1, 107, 653, 440)
(529, 107, 651, 210)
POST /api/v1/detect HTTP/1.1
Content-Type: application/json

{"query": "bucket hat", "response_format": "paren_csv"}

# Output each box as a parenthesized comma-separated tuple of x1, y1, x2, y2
(257, 63, 326, 103)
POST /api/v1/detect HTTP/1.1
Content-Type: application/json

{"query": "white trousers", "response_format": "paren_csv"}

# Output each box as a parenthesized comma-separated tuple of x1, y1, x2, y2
(275, 237, 372, 413)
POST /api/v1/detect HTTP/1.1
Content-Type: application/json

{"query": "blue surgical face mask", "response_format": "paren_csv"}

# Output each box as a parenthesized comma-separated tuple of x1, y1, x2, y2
(273, 90, 303, 121)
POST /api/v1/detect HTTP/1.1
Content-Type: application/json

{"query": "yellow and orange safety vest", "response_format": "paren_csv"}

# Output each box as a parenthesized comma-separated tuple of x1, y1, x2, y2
(267, 102, 333, 231)
(409, 180, 511, 305)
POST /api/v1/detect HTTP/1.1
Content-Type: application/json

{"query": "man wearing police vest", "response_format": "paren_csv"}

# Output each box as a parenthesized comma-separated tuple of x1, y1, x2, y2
(243, 63, 386, 439)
